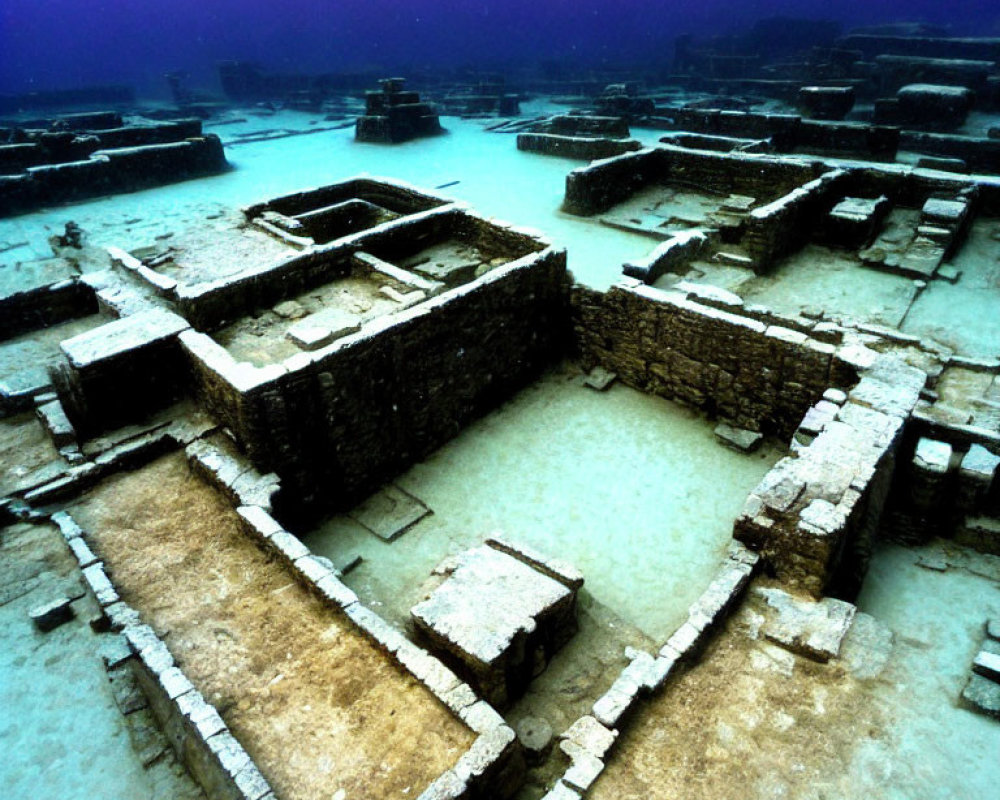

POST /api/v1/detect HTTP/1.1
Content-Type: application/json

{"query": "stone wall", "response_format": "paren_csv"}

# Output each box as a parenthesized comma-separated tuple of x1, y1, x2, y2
(571, 281, 843, 439)
(182, 248, 569, 511)
(0, 136, 226, 218)
(516, 133, 642, 161)
(0, 277, 97, 340)
(743, 169, 850, 272)
(735, 356, 926, 597)
(563, 146, 821, 217)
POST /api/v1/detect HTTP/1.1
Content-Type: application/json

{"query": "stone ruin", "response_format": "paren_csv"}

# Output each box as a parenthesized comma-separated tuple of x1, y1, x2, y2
(356, 78, 443, 144)
(0, 111, 227, 217)
(4, 25, 1000, 799)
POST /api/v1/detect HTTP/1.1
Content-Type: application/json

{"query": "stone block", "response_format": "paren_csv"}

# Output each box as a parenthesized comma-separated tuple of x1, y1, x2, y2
(756, 586, 856, 662)
(560, 715, 616, 760)
(973, 650, 1000, 682)
(561, 739, 605, 792)
(962, 673, 1000, 719)
(66, 535, 99, 569)
(82, 563, 120, 606)
(29, 596, 74, 632)
(412, 544, 578, 708)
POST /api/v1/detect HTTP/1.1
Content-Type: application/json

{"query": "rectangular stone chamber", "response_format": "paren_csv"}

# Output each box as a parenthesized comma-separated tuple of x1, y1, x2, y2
(243, 176, 451, 248)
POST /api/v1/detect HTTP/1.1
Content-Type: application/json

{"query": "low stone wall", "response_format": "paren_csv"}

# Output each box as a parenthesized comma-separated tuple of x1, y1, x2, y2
(0, 136, 226, 218)
(571, 281, 844, 439)
(654, 108, 899, 160)
(899, 131, 1000, 174)
(181, 241, 569, 511)
(541, 545, 760, 799)
(516, 133, 642, 161)
(735, 355, 926, 597)
(49, 511, 275, 800)
(244, 175, 450, 221)
(217, 469, 522, 798)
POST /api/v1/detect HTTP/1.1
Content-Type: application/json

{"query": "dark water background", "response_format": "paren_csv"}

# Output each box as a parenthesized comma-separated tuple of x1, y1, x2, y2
(2, 0, 1000, 96)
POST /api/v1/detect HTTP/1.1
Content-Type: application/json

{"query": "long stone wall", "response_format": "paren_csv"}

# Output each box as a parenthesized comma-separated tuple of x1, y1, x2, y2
(571, 280, 844, 439)
(0, 135, 226, 217)
(516, 133, 642, 161)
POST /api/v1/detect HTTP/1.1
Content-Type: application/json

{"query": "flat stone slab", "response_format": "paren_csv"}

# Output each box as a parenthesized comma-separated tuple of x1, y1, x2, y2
(348, 484, 431, 542)
(973, 650, 1000, 682)
(29, 596, 75, 632)
(755, 586, 857, 662)
(714, 422, 763, 453)
(962, 673, 1000, 719)
(583, 366, 617, 391)
(412, 545, 573, 667)
(921, 198, 967, 226)
(829, 196, 886, 221)
(61, 308, 189, 368)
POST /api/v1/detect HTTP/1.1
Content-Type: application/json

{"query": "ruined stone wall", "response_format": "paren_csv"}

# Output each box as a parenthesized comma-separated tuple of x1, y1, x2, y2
(563, 146, 821, 217)
(176, 248, 354, 331)
(899, 131, 1000, 175)
(244, 177, 448, 219)
(0, 278, 97, 340)
(183, 250, 570, 510)
(516, 133, 642, 160)
(743, 169, 850, 272)
(571, 282, 841, 438)
(0, 136, 226, 217)
(735, 356, 926, 597)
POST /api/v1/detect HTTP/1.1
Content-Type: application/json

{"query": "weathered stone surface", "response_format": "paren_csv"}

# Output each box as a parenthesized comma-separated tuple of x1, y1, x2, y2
(452, 723, 517, 784)
(839, 611, 893, 680)
(973, 650, 1000, 682)
(663, 621, 702, 660)
(349, 484, 431, 541)
(756, 586, 857, 662)
(158, 666, 195, 700)
(714, 422, 763, 453)
(61, 308, 189, 368)
(915, 437, 953, 473)
(560, 715, 617, 760)
(988, 619, 1000, 642)
(82, 563, 120, 606)
(268, 530, 310, 562)
(514, 716, 553, 762)
(582, 366, 617, 391)
(561, 739, 605, 792)
(67, 536, 99, 568)
(412, 544, 575, 708)
(29, 596, 74, 631)
(485, 536, 585, 590)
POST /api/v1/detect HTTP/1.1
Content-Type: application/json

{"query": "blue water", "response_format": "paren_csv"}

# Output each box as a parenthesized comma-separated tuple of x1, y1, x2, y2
(2, 1, 999, 96)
